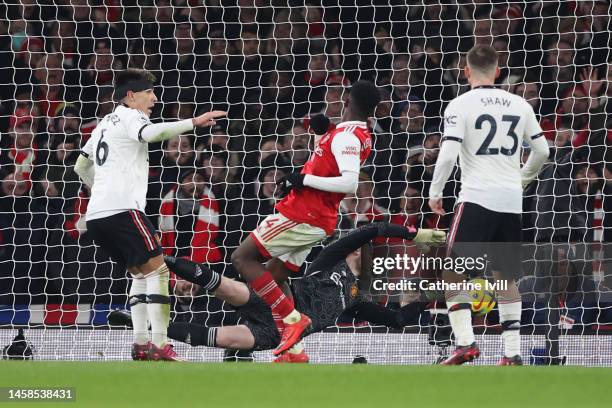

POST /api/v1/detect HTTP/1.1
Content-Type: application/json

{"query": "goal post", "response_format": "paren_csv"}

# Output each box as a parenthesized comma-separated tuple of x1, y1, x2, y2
(0, 1, 611, 364)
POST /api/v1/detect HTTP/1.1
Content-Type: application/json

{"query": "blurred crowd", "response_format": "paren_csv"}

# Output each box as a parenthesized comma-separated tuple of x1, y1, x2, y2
(0, 1, 611, 327)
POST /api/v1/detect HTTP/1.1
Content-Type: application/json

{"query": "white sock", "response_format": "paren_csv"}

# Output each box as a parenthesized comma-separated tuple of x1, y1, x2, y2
(498, 301, 521, 357)
(129, 277, 149, 345)
(447, 301, 475, 346)
(146, 263, 170, 347)
(288, 341, 304, 354)
(282, 309, 301, 324)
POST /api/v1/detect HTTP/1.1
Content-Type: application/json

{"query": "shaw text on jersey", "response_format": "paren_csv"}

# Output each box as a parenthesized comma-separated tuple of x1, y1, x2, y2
(480, 97, 511, 107)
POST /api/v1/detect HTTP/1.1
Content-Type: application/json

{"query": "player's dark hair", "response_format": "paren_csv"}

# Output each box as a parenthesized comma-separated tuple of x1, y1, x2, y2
(349, 80, 381, 119)
(467, 45, 498, 74)
(113, 69, 156, 101)
(309, 114, 330, 135)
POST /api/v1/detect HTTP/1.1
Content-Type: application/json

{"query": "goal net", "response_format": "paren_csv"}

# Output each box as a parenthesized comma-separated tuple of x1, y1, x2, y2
(0, 1, 611, 365)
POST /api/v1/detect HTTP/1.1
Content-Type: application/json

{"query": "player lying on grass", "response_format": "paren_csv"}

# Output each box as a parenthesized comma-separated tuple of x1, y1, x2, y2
(174, 222, 445, 362)
(111, 223, 445, 362)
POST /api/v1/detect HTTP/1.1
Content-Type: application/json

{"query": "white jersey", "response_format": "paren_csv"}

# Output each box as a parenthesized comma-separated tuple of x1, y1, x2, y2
(82, 105, 152, 220)
(442, 86, 543, 213)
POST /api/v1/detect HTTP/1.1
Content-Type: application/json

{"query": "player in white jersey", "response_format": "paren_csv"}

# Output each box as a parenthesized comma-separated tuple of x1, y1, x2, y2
(428, 45, 550, 365)
(74, 69, 225, 361)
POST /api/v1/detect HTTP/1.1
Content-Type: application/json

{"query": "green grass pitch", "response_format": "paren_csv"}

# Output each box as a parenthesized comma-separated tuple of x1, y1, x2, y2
(0, 362, 610, 408)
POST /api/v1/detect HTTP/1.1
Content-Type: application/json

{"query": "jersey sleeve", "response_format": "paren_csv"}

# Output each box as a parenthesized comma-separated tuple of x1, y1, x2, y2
(523, 101, 544, 141)
(81, 134, 95, 158)
(308, 224, 380, 273)
(429, 133, 461, 198)
(307, 223, 417, 274)
(123, 109, 153, 142)
(330, 132, 361, 174)
(442, 100, 466, 143)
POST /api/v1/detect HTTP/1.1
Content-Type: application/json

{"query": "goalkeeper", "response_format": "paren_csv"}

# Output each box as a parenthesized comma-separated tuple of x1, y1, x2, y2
(116, 223, 445, 362)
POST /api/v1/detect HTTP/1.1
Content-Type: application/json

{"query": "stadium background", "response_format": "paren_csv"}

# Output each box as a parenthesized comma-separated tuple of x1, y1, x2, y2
(0, 0, 611, 365)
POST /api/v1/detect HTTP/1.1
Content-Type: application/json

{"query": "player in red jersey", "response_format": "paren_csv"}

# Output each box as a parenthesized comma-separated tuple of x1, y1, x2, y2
(231, 80, 381, 356)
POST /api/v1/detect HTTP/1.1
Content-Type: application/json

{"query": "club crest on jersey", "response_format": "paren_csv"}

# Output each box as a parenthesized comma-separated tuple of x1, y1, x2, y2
(350, 284, 358, 298)
(107, 114, 120, 125)
(314, 146, 324, 156)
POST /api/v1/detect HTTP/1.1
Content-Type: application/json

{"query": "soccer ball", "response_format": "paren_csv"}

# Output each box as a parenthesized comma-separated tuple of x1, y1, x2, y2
(468, 278, 496, 315)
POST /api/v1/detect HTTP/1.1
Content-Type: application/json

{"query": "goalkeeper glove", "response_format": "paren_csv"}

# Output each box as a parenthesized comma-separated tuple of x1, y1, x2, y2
(277, 172, 305, 196)
(413, 228, 446, 246)
(413, 229, 446, 252)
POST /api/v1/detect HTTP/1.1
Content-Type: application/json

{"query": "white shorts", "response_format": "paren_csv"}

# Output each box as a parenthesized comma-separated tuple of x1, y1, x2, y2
(250, 213, 328, 272)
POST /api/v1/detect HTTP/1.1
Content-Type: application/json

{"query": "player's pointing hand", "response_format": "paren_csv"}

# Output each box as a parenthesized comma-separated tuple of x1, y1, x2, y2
(192, 110, 227, 128)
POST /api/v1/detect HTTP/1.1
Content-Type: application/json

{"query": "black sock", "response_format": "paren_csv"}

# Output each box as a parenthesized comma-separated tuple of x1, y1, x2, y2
(164, 256, 221, 291)
(168, 322, 217, 347)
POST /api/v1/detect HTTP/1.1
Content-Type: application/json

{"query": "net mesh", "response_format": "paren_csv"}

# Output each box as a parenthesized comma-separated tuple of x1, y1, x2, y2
(0, 1, 611, 364)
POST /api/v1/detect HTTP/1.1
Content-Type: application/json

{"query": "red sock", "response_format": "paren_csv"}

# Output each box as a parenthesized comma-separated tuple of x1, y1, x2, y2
(251, 271, 294, 320)
(272, 312, 286, 334)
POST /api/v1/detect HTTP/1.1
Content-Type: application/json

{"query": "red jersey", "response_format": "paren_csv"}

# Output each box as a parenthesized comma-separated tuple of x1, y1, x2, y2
(275, 121, 372, 234)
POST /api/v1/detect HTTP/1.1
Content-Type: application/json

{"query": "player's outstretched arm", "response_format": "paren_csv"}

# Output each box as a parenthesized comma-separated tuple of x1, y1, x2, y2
(138, 110, 226, 143)
(309, 223, 446, 273)
(74, 154, 95, 187)
(377, 223, 446, 246)
(191, 110, 227, 127)
(308, 223, 382, 272)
